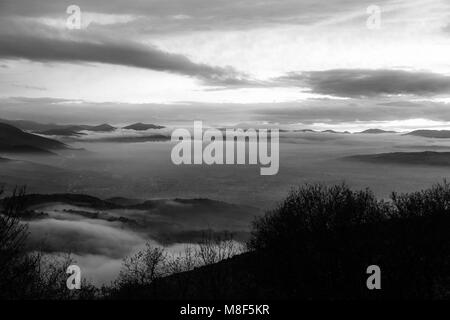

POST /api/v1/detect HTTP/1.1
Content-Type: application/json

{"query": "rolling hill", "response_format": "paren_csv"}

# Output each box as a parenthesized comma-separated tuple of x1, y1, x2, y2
(345, 151, 450, 166)
(0, 118, 116, 133)
(405, 130, 450, 138)
(37, 128, 86, 137)
(0, 122, 67, 153)
(83, 124, 116, 132)
(7, 192, 260, 244)
(359, 129, 397, 134)
(94, 135, 170, 143)
(123, 123, 165, 131)
(322, 130, 350, 134)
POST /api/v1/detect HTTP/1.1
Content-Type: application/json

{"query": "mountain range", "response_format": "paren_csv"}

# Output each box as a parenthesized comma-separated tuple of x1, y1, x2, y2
(0, 118, 166, 136)
(404, 130, 450, 139)
(345, 151, 450, 166)
(0, 122, 66, 154)
(7, 193, 260, 243)
(123, 123, 165, 130)
(359, 129, 397, 134)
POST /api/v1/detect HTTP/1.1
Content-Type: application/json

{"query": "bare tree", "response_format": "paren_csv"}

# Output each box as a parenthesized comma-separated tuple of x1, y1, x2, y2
(196, 231, 240, 266)
(0, 187, 28, 265)
(118, 242, 167, 286)
(165, 245, 198, 274)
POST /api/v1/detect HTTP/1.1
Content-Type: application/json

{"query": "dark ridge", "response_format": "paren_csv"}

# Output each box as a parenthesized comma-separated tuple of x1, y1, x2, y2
(37, 129, 85, 137)
(405, 130, 450, 138)
(83, 124, 116, 132)
(123, 123, 165, 130)
(7, 193, 123, 210)
(0, 118, 119, 134)
(61, 208, 138, 225)
(95, 135, 170, 143)
(322, 130, 350, 134)
(0, 122, 67, 153)
(359, 129, 397, 134)
(293, 129, 317, 133)
(345, 151, 450, 166)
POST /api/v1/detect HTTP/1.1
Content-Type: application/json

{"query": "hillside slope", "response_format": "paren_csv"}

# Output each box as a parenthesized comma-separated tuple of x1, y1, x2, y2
(0, 122, 66, 153)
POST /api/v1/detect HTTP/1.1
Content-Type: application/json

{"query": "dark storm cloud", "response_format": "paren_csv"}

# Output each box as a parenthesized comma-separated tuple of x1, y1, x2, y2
(0, 30, 250, 87)
(277, 69, 450, 98)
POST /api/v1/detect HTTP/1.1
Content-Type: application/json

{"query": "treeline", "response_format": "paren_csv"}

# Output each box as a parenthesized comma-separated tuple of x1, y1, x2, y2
(1, 182, 450, 299)
(0, 188, 97, 299)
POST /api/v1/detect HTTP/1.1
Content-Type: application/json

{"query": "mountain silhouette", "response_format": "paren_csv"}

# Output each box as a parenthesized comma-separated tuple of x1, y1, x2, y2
(83, 124, 116, 132)
(123, 123, 165, 131)
(405, 130, 450, 138)
(37, 128, 86, 137)
(0, 122, 66, 154)
(345, 151, 450, 166)
(359, 129, 397, 134)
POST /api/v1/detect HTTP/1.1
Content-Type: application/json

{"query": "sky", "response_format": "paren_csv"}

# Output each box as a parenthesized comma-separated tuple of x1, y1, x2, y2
(1, 0, 450, 131)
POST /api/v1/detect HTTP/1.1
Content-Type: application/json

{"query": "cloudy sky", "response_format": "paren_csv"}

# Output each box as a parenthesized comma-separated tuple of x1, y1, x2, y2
(1, 0, 450, 130)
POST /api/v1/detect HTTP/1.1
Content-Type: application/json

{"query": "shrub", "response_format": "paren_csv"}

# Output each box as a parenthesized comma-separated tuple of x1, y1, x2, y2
(392, 180, 450, 218)
(248, 183, 389, 252)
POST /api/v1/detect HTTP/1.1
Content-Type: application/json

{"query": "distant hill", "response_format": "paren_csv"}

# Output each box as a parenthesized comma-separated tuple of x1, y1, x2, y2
(294, 129, 317, 133)
(37, 128, 85, 137)
(405, 130, 450, 139)
(345, 151, 450, 166)
(322, 130, 350, 134)
(359, 129, 397, 134)
(12, 193, 121, 210)
(0, 118, 116, 133)
(9, 193, 260, 244)
(46, 123, 116, 133)
(0, 122, 66, 154)
(123, 123, 165, 131)
(82, 124, 115, 132)
(92, 135, 170, 143)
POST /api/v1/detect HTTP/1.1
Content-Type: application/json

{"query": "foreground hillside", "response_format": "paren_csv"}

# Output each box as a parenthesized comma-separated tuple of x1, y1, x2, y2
(2, 182, 450, 299)
(110, 182, 450, 300)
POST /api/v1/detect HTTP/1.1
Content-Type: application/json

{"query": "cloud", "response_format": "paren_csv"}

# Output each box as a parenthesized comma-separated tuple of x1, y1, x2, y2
(0, 97, 258, 124)
(4, 96, 450, 126)
(11, 84, 46, 91)
(0, 29, 251, 87)
(443, 23, 450, 33)
(0, 0, 391, 32)
(27, 218, 146, 258)
(253, 98, 450, 123)
(277, 69, 450, 98)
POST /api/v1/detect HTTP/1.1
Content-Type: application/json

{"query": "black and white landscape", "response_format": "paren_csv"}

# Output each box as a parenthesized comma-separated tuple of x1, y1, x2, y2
(1, 0, 450, 301)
